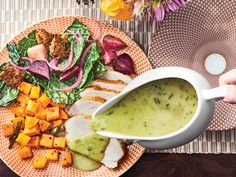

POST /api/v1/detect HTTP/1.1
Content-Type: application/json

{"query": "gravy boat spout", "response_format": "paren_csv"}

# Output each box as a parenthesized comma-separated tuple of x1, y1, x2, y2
(92, 67, 231, 149)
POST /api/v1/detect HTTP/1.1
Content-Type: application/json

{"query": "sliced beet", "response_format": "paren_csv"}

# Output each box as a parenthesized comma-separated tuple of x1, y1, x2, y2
(27, 60, 50, 79)
(111, 53, 136, 75)
(103, 35, 127, 52)
(102, 50, 117, 64)
(59, 65, 80, 81)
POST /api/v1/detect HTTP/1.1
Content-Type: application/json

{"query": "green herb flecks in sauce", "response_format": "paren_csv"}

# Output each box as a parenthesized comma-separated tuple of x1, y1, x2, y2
(91, 78, 198, 137)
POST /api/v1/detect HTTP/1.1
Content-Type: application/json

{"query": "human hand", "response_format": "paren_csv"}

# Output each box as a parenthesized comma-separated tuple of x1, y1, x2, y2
(219, 69, 236, 103)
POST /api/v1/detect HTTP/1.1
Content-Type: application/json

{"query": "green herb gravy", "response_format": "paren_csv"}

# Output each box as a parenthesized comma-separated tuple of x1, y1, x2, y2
(91, 78, 198, 137)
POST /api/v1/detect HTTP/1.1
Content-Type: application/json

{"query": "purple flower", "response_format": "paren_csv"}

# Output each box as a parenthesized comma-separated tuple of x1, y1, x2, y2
(152, 1, 165, 21)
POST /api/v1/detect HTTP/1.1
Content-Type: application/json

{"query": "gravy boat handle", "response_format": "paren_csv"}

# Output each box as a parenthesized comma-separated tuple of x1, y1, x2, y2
(202, 85, 232, 100)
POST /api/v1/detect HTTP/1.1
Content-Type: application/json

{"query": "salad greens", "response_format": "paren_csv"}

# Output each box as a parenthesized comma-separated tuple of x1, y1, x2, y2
(4, 19, 106, 106)
(0, 64, 19, 106)
(0, 80, 19, 106)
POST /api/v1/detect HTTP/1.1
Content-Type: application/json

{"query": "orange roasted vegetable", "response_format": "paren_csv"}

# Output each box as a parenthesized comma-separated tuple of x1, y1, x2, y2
(2, 122, 15, 137)
(39, 134, 54, 148)
(46, 107, 60, 121)
(25, 116, 39, 129)
(27, 136, 40, 148)
(59, 109, 69, 120)
(54, 137, 66, 149)
(17, 93, 30, 104)
(32, 155, 47, 169)
(46, 149, 59, 161)
(38, 93, 51, 108)
(30, 86, 41, 99)
(39, 120, 51, 132)
(18, 146, 33, 159)
(12, 103, 26, 117)
(16, 133, 31, 145)
(50, 102, 66, 108)
(11, 117, 25, 129)
(61, 152, 72, 167)
(35, 105, 47, 120)
(26, 100, 38, 116)
(17, 82, 32, 95)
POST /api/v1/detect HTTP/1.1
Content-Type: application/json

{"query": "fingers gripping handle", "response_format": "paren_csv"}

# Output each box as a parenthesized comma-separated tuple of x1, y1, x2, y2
(202, 85, 232, 100)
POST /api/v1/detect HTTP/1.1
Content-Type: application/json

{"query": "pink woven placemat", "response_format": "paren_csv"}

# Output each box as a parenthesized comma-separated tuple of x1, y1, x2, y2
(0, 0, 235, 154)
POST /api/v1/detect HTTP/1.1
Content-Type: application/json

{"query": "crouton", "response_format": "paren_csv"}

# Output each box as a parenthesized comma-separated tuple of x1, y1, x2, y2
(49, 34, 69, 58)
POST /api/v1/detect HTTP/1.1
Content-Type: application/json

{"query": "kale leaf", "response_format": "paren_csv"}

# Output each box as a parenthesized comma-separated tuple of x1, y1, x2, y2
(0, 80, 19, 106)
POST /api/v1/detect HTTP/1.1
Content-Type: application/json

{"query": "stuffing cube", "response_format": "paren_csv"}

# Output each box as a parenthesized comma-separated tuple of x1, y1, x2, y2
(46, 149, 59, 161)
(18, 146, 33, 159)
(32, 155, 47, 169)
(39, 134, 54, 148)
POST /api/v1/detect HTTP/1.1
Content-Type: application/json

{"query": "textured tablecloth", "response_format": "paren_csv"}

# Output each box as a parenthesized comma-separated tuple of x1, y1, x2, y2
(0, 0, 235, 154)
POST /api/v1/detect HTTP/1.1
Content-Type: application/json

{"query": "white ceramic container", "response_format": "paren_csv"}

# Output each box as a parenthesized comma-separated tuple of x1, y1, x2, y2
(92, 67, 231, 149)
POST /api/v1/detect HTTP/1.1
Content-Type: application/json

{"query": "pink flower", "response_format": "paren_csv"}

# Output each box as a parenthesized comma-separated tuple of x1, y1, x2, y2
(152, 0, 165, 21)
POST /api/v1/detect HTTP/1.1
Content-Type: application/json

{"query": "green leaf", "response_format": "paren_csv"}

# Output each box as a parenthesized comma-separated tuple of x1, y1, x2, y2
(9, 121, 22, 149)
(6, 43, 21, 65)
(17, 30, 38, 57)
(44, 73, 80, 105)
(0, 80, 19, 106)
(23, 71, 49, 89)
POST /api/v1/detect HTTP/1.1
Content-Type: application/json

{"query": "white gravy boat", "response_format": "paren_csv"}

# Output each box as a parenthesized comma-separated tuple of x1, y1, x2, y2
(92, 67, 232, 149)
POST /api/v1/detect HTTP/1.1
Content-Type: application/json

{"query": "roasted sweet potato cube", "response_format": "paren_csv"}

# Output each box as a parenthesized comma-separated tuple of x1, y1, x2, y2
(30, 86, 41, 99)
(2, 122, 14, 137)
(27, 136, 40, 148)
(46, 149, 59, 161)
(17, 82, 32, 95)
(38, 93, 51, 108)
(50, 102, 66, 108)
(35, 105, 47, 120)
(24, 124, 40, 136)
(18, 146, 33, 159)
(53, 137, 66, 149)
(32, 155, 47, 169)
(52, 120, 64, 128)
(26, 100, 38, 116)
(61, 152, 72, 167)
(25, 116, 39, 129)
(59, 109, 69, 120)
(17, 93, 30, 104)
(11, 117, 25, 129)
(46, 107, 60, 121)
(12, 103, 26, 117)
(39, 120, 51, 132)
(16, 133, 31, 145)
(39, 134, 54, 148)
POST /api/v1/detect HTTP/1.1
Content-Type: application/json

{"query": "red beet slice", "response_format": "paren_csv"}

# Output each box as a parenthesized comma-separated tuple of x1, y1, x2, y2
(59, 65, 80, 81)
(111, 53, 136, 75)
(27, 60, 50, 79)
(103, 35, 127, 51)
(102, 50, 117, 64)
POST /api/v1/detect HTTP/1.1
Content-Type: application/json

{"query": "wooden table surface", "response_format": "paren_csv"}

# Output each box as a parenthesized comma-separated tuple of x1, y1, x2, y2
(1, 153, 236, 177)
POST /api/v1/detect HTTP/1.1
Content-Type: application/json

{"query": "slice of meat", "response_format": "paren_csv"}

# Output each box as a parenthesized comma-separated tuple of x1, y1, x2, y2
(65, 117, 127, 169)
(101, 138, 126, 168)
(80, 86, 118, 100)
(91, 79, 126, 92)
(100, 70, 132, 84)
(68, 96, 105, 116)
(65, 116, 93, 139)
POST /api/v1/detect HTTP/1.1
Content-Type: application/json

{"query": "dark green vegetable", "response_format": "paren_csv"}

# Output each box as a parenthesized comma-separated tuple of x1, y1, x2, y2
(9, 121, 22, 149)
(0, 80, 19, 106)
(24, 71, 49, 89)
(17, 30, 38, 57)
(6, 43, 21, 65)
(50, 122, 66, 137)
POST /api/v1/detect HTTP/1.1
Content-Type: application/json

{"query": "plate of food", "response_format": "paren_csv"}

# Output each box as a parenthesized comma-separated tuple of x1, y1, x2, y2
(0, 16, 152, 177)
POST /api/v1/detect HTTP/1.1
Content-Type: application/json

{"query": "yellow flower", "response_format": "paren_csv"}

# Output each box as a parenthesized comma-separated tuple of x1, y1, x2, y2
(100, 0, 134, 20)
